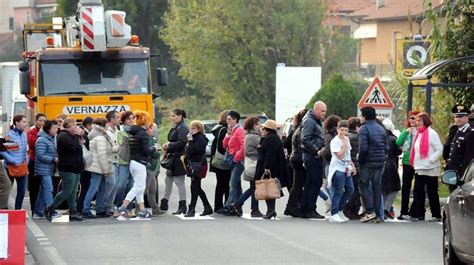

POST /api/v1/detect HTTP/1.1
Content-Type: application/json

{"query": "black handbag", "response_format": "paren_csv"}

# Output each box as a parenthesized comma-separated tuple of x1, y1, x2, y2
(160, 152, 175, 170)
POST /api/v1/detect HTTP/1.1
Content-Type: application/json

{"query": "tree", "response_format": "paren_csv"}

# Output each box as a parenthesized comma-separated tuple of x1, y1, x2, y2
(56, 0, 78, 16)
(161, 0, 356, 117)
(306, 74, 363, 119)
(425, 0, 474, 105)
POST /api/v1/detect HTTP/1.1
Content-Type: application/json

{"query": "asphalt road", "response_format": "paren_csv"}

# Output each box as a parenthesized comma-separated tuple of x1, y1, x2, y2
(17, 170, 443, 265)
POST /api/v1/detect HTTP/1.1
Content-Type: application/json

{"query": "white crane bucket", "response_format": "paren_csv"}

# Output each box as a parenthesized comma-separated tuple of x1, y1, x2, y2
(105, 11, 131, 48)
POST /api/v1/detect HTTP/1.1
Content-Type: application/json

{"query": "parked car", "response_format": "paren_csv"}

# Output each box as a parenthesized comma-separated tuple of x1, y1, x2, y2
(280, 117, 293, 137)
(238, 113, 268, 127)
(202, 120, 217, 156)
(441, 159, 474, 265)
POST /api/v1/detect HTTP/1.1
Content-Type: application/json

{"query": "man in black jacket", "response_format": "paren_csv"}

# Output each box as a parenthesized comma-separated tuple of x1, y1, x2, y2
(299, 101, 326, 219)
(358, 107, 388, 223)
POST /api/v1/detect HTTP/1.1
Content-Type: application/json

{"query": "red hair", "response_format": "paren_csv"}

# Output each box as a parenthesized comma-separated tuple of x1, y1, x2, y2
(404, 110, 421, 128)
(416, 112, 432, 127)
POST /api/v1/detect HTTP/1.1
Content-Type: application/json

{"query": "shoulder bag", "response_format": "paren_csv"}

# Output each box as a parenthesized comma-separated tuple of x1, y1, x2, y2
(7, 161, 28, 177)
(255, 171, 281, 200)
(211, 128, 230, 170)
(160, 152, 175, 170)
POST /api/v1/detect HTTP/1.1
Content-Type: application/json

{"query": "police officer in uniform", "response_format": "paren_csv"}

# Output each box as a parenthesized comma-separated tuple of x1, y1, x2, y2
(444, 104, 472, 191)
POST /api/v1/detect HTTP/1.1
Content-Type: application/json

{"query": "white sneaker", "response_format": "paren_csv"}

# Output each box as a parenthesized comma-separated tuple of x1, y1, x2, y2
(338, 211, 349, 221)
(325, 200, 332, 214)
(329, 213, 346, 223)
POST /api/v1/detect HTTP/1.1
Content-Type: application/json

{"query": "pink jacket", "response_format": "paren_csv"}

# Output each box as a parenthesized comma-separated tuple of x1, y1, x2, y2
(223, 125, 245, 162)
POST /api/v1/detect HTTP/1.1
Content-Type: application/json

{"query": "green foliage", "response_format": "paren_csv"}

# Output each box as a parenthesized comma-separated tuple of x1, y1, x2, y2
(56, 0, 78, 16)
(161, 0, 357, 118)
(424, 1, 474, 105)
(306, 74, 364, 119)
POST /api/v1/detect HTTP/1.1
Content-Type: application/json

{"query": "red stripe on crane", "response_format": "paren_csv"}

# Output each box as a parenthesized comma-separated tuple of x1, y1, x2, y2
(84, 39, 94, 50)
(112, 14, 124, 25)
(82, 12, 93, 25)
(83, 25, 94, 39)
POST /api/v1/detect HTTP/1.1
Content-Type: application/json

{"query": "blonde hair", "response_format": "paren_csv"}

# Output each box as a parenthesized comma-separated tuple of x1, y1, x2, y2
(134, 110, 151, 127)
(189, 120, 204, 134)
(62, 117, 77, 128)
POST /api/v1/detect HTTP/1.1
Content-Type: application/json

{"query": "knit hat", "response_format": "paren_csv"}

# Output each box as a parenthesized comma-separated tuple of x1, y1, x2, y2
(134, 110, 151, 127)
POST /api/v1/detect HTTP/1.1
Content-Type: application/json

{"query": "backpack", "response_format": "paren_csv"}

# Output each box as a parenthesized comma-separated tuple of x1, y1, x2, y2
(118, 131, 131, 163)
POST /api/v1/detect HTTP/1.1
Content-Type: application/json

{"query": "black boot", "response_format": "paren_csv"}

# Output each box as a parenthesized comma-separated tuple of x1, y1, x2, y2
(184, 206, 195, 218)
(160, 198, 169, 211)
(201, 205, 213, 216)
(172, 200, 187, 215)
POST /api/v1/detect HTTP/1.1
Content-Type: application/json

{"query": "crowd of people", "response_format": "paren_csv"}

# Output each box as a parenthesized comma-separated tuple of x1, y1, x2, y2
(0, 101, 472, 223)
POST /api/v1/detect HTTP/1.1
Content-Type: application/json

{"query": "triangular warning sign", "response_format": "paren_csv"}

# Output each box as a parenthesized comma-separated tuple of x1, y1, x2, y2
(358, 77, 394, 109)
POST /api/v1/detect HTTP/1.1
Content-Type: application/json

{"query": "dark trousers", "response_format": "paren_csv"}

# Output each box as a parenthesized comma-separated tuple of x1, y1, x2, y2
(411, 174, 441, 219)
(0, 162, 12, 209)
(9, 176, 27, 210)
(400, 164, 415, 215)
(76, 171, 91, 213)
(190, 177, 210, 208)
(50, 171, 80, 212)
(28, 161, 41, 213)
(214, 169, 231, 211)
(236, 181, 258, 210)
(343, 172, 361, 216)
(286, 160, 306, 210)
(300, 154, 323, 214)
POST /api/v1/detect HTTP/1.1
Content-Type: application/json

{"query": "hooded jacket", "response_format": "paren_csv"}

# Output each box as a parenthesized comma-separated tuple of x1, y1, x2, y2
(87, 125, 113, 175)
(34, 131, 56, 177)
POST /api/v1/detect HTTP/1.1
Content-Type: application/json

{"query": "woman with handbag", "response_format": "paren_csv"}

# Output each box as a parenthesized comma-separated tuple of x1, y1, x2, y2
(116, 111, 159, 219)
(183, 121, 212, 217)
(209, 110, 231, 212)
(45, 117, 85, 222)
(160, 109, 189, 215)
(81, 118, 113, 218)
(231, 116, 262, 217)
(0, 114, 28, 210)
(254, 120, 288, 219)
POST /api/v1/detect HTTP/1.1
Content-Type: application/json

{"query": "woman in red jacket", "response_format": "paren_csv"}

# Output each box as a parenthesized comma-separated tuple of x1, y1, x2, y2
(216, 111, 245, 215)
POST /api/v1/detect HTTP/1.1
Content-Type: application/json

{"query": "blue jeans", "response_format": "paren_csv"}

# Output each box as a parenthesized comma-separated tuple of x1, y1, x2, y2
(82, 173, 102, 213)
(9, 176, 27, 210)
(225, 161, 243, 206)
(329, 171, 354, 215)
(35, 175, 54, 216)
(96, 164, 118, 213)
(236, 181, 258, 210)
(359, 162, 385, 217)
(300, 153, 323, 214)
(115, 164, 133, 205)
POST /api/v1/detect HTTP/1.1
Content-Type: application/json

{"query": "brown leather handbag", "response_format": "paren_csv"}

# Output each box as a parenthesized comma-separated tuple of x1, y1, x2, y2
(7, 162, 28, 177)
(255, 171, 282, 200)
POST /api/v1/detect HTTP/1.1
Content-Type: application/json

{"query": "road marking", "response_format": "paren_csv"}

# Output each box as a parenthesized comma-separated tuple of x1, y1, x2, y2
(26, 217, 47, 238)
(39, 242, 51, 246)
(36, 237, 48, 242)
(175, 214, 215, 220)
(44, 247, 68, 265)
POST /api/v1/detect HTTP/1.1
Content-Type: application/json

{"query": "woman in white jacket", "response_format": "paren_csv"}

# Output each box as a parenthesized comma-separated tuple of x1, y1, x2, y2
(81, 118, 113, 218)
(409, 113, 443, 222)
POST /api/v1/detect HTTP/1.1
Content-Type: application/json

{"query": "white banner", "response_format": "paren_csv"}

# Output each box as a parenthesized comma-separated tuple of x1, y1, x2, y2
(0, 213, 8, 259)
